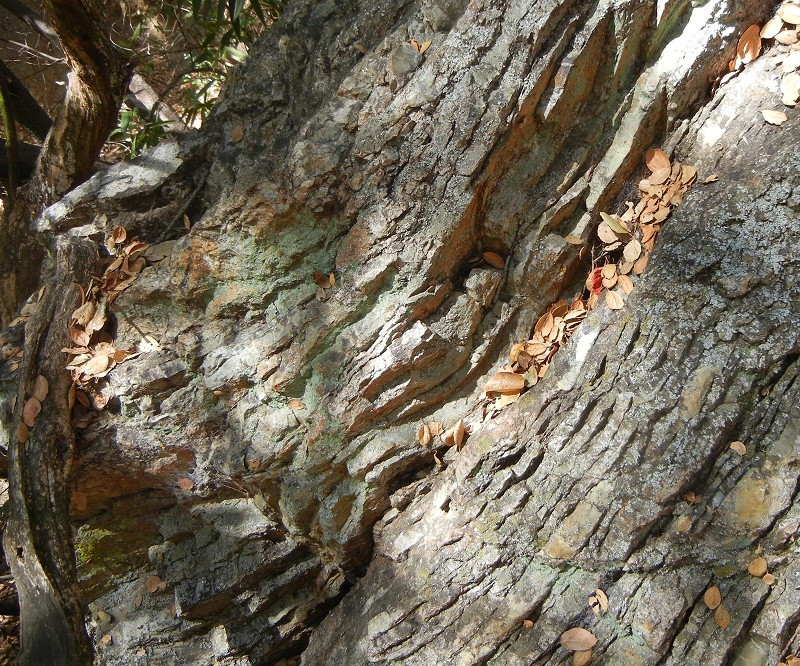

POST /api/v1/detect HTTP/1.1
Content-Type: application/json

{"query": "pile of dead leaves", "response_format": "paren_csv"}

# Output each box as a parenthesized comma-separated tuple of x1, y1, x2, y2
(63, 227, 170, 427)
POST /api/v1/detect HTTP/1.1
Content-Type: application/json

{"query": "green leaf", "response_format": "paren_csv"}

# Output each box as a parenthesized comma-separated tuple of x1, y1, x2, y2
(600, 212, 631, 237)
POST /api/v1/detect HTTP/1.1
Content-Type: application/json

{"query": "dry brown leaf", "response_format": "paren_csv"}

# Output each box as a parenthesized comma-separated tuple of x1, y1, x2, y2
(714, 604, 731, 630)
(71, 300, 96, 326)
(416, 423, 432, 447)
(784, 50, 800, 72)
(177, 477, 195, 491)
(230, 124, 245, 143)
(16, 421, 29, 443)
(560, 627, 598, 652)
(605, 290, 624, 310)
(313, 271, 333, 288)
(453, 419, 465, 449)
(704, 586, 722, 609)
(81, 354, 111, 378)
(483, 251, 506, 269)
(623, 240, 642, 263)
(600, 264, 617, 280)
(762, 15, 785, 39)
(419, 39, 432, 53)
(763, 109, 789, 125)
(32, 375, 49, 402)
(649, 166, 671, 185)
(762, 573, 776, 585)
(85, 297, 108, 334)
(145, 575, 167, 594)
(676, 515, 691, 532)
(782, 72, 800, 104)
(564, 235, 583, 245)
(288, 399, 306, 410)
(429, 421, 443, 437)
(522, 619, 533, 628)
(597, 222, 619, 245)
(590, 588, 609, 613)
(573, 650, 592, 666)
(22, 397, 41, 427)
(680, 164, 698, 185)
(748, 556, 768, 577)
(633, 254, 649, 275)
(645, 148, 670, 172)
(496, 392, 521, 408)
(737, 24, 762, 64)
(702, 174, 719, 184)
(684, 491, 699, 504)
(602, 274, 617, 289)
(409, 39, 420, 51)
(780, 3, 800, 25)
(112, 226, 127, 244)
(617, 274, 634, 295)
(776, 29, 799, 45)
(485, 372, 525, 394)
(729, 440, 747, 455)
(99, 634, 112, 646)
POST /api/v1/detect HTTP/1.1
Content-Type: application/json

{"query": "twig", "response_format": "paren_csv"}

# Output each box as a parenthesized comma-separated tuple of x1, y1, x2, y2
(0, 71, 19, 202)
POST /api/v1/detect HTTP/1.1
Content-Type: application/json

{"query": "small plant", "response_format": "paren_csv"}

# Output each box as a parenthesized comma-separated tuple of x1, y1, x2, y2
(109, 103, 172, 159)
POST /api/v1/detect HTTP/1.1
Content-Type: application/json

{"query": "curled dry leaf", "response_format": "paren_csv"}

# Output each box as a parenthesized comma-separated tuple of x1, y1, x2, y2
(633, 254, 649, 275)
(729, 440, 747, 455)
(737, 24, 762, 64)
(429, 421, 443, 437)
(452, 419, 465, 449)
(564, 235, 583, 245)
(560, 627, 598, 652)
(484, 371, 525, 394)
(645, 148, 671, 172)
(605, 290, 624, 310)
(780, 2, 800, 25)
(704, 586, 722, 609)
(22, 397, 41, 427)
(482, 251, 506, 269)
(748, 556, 768, 577)
(112, 226, 127, 244)
(522, 619, 534, 628)
(763, 109, 789, 125)
(288, 399, 306, 410)
(71, 300, 96, 326)
(714, 604, 731, 630)
(775, 29, 799, 45)
(16, 421, 29, 443)
(419, 39, 432, 53)
(416, 423, 432, 447)
(597, 222, 619, 245)
(32, 375, 49, 402)
(649, 166, 671, 185)
(573, 650, 593, 666)
(702, 174, 719, 184)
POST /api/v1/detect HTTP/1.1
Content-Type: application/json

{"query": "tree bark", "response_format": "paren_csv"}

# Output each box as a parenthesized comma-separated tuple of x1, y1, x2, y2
(2, 0, 796, 665)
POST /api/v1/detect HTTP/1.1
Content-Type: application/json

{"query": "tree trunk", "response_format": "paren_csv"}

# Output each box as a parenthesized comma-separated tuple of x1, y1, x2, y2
(2, 0, 796, 664)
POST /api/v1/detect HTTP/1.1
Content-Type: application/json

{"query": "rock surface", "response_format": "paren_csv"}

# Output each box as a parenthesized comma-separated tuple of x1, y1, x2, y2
(3, 0, 794, 664)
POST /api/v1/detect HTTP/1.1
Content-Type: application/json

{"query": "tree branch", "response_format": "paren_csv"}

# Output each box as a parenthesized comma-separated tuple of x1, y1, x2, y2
(0, 58, 52, 142)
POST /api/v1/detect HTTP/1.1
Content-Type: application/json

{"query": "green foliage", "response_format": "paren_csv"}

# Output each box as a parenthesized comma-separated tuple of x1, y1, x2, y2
(109, 104, 171, 159)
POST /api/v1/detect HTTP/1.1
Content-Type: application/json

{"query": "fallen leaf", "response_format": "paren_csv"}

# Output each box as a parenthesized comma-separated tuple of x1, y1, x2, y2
(564, 235, 583, 245)
(597, 222, 619, 245)
(780, 3, 800, 25)
(573, 650, 592, 666)
(762, 16, 785, 39)
(623, 240, 642, 263)
(99, 634, 112, 646)
(702, 174, 719, 184)
(313, 271, 334, 288)
(22, 397, 41, 427)
(600, 212, 630, 237)
(483, 251, 506, 269)
(714, 604, 731, 630)
(112, 226, 127, 244)
(649, 166, 671, 185)
(416, 423, 432, 447)
(177, 477, 195, 491)
(230, 124, 245, 143)
(763, 109, 789, 125)
(523, 619, 533, 628)
(748, 556, 768, 577)
(288, 399, 306, 410)
(589, 588, 609, 613)
(775, 29, 799, 45)
(560, 627, 598, 652)
(633, 254, 649, 275)
(704, 586, 722, 609)
(452, 419, 465, 449)
(676, 515, 691, 532)
(429, 421, 443, 437)
(737, 24, 762, 64)
(419, 39, 432, 53)
(16, 421, 29, 443)
(145, 575, 166, 594)
(782, 72, 800, 104)
(485, 371, 525, 394)
(605, 290, 624, 310)
(71, 300, 96, 326)
(32, 375, 49, 402)
(762, 573, 775, 585)
(645, 148, 671, 172)
(729, 440, 747, 455)
(409, 39, 420, 51)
